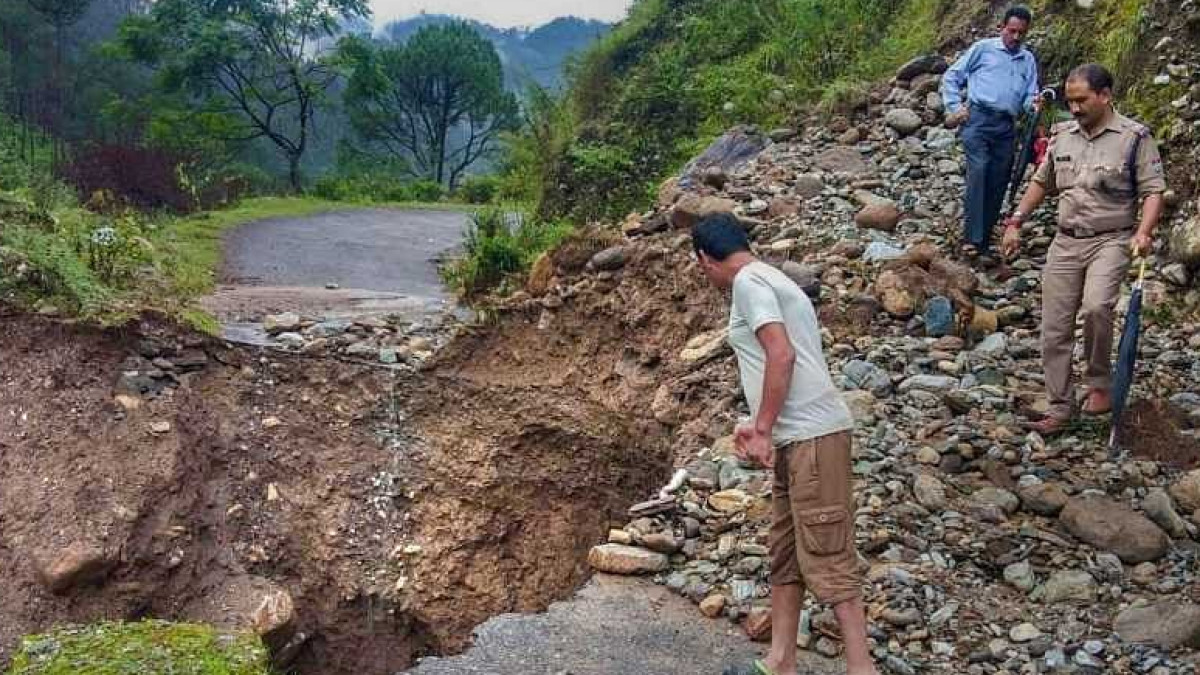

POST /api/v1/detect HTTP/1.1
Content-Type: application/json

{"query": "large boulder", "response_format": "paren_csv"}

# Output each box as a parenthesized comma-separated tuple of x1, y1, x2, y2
(252, 587, 297, 653)
(526, 252, 555, 295)
(913, 474, 948, 511)
(779, 261, 821, 299)
(909, 73, 942, 97)
(923, 296, 954, 337)
(1170, 469, 1200, 512)
(658, 177, 683, 208)
(264, 312, 302, 335)
(842, 390, 878, 424)
(1168, 212, 1200, 266)
(1019, 483, 1070, 516)
(884, 108, 924, 136)
(1036, 569, 1097, 604)
(855, 202, 902, 231)
(1143, 488, 1191, 539)
(875, 268, 921, 317)
(588, 544, 669, 575)
(793, 173, 825, 199)
(670, 193, 738, 230)
(677, 125, 770, 190)
(679, 329, 731, 365)
(842, 359, 893, 397)
(814, 147, 871, 175)
(1114, 602, 1200, 649)
(896, 54, 949, 81)
(588, 246, 628, 271)
(1059, 496, 1170, 563)
(33, 542, 117, 594)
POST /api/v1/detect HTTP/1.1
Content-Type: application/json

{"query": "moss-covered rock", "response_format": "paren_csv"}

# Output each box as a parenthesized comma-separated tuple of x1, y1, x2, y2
(6, 620, 270, 675)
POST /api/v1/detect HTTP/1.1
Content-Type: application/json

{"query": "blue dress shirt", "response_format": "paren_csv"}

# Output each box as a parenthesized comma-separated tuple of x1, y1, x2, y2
(941, 37, 1039, 117)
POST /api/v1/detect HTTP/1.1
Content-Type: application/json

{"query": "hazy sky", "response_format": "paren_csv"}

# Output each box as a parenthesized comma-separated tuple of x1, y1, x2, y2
(369, 0, 632, 29)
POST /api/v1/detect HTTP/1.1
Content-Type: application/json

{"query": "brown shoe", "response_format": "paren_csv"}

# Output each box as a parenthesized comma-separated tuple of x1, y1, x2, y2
(1082, 389, 1112, 415)
(1027, 414, 1071, 435)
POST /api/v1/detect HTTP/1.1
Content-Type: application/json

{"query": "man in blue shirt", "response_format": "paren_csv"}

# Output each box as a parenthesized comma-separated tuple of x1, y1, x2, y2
(941, 5, 1040, 261)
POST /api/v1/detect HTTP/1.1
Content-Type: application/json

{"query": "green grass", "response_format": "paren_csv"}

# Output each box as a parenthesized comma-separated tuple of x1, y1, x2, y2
(6, 620, 269, 675)
(1032, 0, 1150, 86)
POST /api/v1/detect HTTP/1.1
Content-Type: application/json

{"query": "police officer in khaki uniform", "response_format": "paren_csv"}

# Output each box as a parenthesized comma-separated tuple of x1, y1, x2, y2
(1003, 63, 1166, 434)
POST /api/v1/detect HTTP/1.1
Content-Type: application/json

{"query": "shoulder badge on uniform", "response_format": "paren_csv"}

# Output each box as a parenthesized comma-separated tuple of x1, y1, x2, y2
(1120, 116, 1151, 137)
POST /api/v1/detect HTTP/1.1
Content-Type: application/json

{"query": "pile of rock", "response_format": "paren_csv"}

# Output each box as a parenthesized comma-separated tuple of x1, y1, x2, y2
(579, 52, 1200, 674)
(260, 311, 459, 366)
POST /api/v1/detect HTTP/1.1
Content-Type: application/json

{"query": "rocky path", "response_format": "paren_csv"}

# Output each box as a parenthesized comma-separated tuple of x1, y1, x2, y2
(487, 48, 1200, 674)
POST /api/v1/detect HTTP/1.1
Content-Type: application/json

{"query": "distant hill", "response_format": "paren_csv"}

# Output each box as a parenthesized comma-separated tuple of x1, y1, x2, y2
(379, 14, 611, 91)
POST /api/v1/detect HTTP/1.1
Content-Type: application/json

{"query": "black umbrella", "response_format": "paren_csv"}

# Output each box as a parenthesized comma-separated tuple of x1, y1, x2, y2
(1109, 257, 1148, 454)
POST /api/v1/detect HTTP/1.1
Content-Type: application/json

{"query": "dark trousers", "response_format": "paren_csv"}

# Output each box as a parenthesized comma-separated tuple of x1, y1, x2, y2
(961, 107, 1016, 253)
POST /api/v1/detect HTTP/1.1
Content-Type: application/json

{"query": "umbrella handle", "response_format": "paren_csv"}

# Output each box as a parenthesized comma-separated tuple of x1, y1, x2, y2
(1136, 256, 1147, 289)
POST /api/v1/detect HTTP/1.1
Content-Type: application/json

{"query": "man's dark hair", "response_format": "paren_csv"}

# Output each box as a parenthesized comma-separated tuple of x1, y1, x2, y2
(692, 213, 750, 261)
(1004, 5, 1033, 25)
(1067, 63, 1115, 93)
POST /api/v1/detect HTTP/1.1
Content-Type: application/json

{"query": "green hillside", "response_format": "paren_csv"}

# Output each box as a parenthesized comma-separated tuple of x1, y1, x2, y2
(511, 0, 1177, 224)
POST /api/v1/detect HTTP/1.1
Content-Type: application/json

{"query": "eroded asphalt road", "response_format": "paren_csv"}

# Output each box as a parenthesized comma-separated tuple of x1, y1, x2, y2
(201, 208, 469, 334)
(205, 208, 840, 674)
(406, 575, 841, 675)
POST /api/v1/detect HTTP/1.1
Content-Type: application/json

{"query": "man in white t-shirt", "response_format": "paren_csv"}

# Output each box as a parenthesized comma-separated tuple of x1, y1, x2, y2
(693, 214, 878, 675)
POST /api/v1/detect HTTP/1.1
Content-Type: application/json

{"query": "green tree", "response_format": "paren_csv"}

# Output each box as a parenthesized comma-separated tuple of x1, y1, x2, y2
(118, 0, 369, 192)
(341, 22, 518, 188)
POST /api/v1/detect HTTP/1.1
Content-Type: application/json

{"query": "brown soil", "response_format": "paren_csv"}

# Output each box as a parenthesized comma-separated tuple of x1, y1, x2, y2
(1121, 399, 1200, 470)
(0, 240, 733, 673)
(0, 308, 424, 673)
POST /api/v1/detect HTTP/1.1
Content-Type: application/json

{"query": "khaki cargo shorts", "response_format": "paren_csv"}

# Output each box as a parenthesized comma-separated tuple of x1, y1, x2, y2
(768, 429, 863, 605)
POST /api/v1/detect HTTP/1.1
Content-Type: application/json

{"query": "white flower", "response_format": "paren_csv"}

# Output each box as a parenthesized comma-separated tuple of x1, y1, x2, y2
(90, 227, 117, 246)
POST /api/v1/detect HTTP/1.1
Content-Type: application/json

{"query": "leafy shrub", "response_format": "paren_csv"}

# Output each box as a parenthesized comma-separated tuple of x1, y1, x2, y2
(313, 174, 352, 201)
(57, 144, 194, 213)
(6, 620, 269, 675)
(407, 179, 445, 202)
(441, 207, 573, 297)
(0, 225, 111, 313)
(0, 191, 155, 314)
(179, 160, 266, 210)
(29, 174, 78, 213)
(68, 214, 155, 284)
(312, 172, 447, 203)
(455, 175, 500, 204)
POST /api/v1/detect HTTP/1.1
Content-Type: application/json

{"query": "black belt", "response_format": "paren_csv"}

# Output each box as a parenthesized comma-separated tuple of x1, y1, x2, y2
(1058, 227, 1133, 239)
(970, 103, 1017, 121)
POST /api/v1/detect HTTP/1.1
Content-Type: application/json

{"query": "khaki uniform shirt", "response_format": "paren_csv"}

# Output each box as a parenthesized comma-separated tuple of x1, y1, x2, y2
(1032, 111, 1167, 236)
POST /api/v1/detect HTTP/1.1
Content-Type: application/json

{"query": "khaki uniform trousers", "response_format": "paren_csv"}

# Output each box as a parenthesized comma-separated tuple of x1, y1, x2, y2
(1041, 231, 1131, 419)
